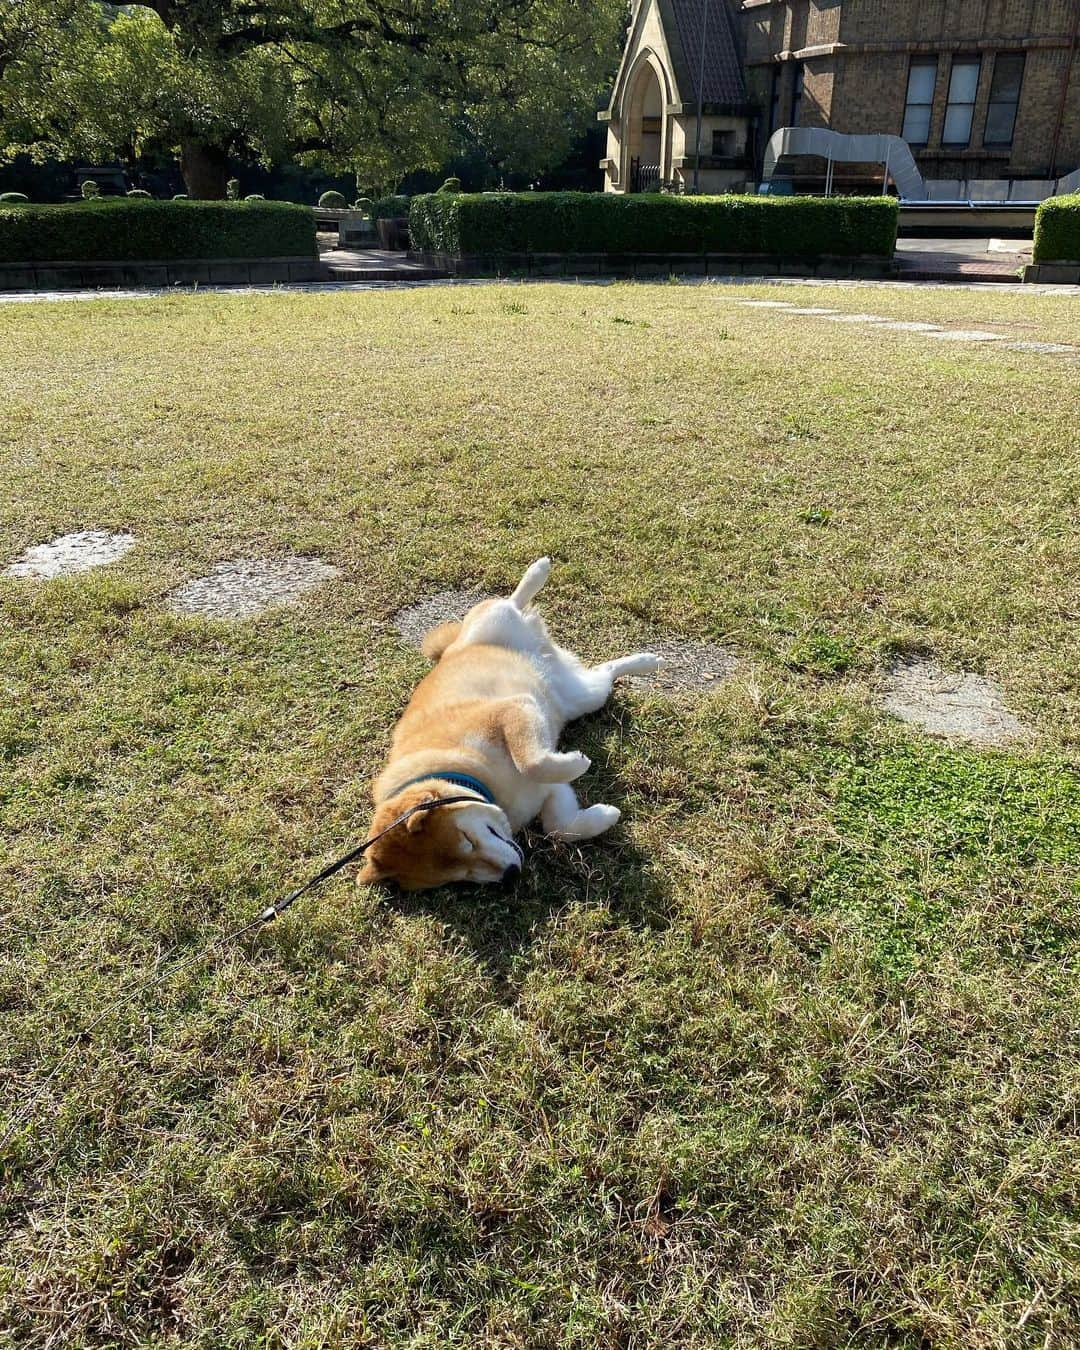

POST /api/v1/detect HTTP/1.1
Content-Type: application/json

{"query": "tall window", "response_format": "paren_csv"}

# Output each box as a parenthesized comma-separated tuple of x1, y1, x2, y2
(943, 56, 982, 146)
(791, 63, 805, 127)
(902, 57, 937, 146)
(985, 53, 1025, 146)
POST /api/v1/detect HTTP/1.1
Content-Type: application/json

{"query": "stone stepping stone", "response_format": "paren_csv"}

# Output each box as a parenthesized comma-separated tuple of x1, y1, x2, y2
(880, 656, 1029, 748)
(924, 329, 1005, 342)
(166, 557, 341, 619)
(785, 306, 838, 315)
(879, 320, 944, 332)
(393, 588, 489, 648)
(821, 312, 891, 324)
(737, 300, 795, 308)
(391, 593, 740, 699)
(3, 530, 136, 579)
(1006, 340, 1075, 354)
(623, 638, 741, 697)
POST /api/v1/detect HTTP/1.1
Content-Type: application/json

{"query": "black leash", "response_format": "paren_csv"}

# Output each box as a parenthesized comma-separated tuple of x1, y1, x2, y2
(0, 794, 481, 1155)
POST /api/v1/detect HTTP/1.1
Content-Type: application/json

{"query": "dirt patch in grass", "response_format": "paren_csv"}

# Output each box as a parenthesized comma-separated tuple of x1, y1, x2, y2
(880, 655, 1030, 747)
(3, 530, 135, 578)
(165, 557, 341, 619)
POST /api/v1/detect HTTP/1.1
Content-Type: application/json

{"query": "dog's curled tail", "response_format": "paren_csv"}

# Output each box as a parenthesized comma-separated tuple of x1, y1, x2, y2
(421, 621, 463, 662)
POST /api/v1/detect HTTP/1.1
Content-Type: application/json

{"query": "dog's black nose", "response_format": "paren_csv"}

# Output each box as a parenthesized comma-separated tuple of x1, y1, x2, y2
(501, 864, 521, 888)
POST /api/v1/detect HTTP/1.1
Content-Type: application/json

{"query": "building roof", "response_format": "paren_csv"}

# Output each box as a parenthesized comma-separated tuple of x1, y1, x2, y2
(663, 0, 748, 109)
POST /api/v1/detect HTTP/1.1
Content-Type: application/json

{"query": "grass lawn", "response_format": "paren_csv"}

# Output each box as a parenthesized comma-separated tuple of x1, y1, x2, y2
(1, 280, 1078, 1347)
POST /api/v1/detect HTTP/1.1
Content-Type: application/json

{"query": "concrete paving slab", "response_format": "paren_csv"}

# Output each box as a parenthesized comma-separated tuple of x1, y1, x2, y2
(166, 557, 341, 619)
(393, 589, 489, 648)
(924, 329, 1006, 342)
(880, 656, 1029, 748)
(623, 639, 741, 697)
(4, 530, 136, 579)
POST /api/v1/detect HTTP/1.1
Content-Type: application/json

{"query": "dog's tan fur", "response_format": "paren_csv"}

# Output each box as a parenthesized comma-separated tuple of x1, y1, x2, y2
(359, 559, 660, 891)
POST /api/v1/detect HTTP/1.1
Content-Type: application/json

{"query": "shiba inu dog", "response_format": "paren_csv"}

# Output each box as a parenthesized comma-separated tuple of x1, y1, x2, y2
(359, 558, 660, 890)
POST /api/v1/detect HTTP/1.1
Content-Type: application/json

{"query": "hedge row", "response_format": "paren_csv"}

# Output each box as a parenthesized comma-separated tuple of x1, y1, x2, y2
(1033, 193, 1080, 262)
(370, 196, 410, 222)
(409, 192, 900, 259)
(0, 200, 317, 263)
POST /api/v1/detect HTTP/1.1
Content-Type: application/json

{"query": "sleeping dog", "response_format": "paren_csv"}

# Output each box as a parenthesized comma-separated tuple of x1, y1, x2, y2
(359, 558, 660, 890)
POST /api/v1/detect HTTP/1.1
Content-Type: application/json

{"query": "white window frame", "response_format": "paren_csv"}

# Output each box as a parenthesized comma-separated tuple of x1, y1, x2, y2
(901, 57, 937, 147)
(942, 55, 982, 147)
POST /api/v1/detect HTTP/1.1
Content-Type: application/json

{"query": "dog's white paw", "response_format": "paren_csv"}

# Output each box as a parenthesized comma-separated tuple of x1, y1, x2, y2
(532, 750, 591, 783)
(555, 803, 621, 841)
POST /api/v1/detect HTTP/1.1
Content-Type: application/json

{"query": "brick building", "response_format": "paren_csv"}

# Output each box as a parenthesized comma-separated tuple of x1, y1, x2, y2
(603, 0, 1080, 192)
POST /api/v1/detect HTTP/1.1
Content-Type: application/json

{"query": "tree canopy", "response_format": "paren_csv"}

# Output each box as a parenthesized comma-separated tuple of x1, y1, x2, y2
(0, 0, 627, 196)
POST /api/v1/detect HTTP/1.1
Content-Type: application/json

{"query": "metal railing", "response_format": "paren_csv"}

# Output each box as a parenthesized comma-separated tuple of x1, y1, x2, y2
(630, 158, 662, 193)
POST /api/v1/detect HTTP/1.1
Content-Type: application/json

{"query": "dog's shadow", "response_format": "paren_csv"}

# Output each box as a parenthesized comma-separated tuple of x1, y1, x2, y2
(378, 702, 674, 1003)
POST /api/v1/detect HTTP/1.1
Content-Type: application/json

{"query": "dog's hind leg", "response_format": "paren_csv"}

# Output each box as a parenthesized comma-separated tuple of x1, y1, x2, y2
(542, 783, 620, 841)
(561, 651, 662, 718)
(510, 556, 552, 610)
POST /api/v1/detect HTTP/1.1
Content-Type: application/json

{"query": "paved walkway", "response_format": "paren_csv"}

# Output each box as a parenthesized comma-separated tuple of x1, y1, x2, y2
(318, 239, 1037, 286)
(318, 243, 447, 283)
(1, 272, 1076, 306)
(895, 236, 1032, 282)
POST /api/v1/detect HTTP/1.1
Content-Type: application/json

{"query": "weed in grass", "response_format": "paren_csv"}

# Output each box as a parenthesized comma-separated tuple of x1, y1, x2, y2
(787, 631, 857, 675)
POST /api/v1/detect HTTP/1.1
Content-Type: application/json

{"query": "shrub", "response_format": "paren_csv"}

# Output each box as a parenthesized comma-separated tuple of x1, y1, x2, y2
(172, 193, 188, 200)
(0, 192, 29, 204)
(353, 197, 373, 215)
(318, 190, 348, 209)
(226, 178, 240, 200)
(437, 177, 462, 194)
(1033, 192, 1080, 262)
(245, 194, 266, 201)
(0, 200, 317, 263)
(409, 192, 899, 259)
(126, 189, 152, 199)
(80, 180, 100, 199)
(370, 195, 410, 221)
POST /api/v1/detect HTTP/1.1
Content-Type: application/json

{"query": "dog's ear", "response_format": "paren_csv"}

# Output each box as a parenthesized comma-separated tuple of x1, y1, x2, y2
(405, 796, 437, 833)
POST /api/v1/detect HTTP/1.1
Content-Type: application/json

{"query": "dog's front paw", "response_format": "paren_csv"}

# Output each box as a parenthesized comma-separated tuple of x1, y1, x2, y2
(531, 750, 591, 783)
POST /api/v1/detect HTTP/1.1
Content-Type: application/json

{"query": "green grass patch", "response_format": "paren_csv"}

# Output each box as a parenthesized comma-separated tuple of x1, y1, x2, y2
(0, 282, 1077, 1346)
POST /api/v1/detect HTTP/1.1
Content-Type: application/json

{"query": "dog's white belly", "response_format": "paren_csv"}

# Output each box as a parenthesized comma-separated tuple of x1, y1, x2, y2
(457, 599, 593, 724)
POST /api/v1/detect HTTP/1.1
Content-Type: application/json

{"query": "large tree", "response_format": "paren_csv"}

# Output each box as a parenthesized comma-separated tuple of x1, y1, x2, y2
(0, 0, 626, 197)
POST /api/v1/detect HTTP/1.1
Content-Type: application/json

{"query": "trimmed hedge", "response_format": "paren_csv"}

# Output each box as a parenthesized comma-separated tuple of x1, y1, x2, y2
(0, 199, 317, 263)
(409, 192, 899, 259)
(371, 196, 410, 222)
(1033, 193, 1080, 262)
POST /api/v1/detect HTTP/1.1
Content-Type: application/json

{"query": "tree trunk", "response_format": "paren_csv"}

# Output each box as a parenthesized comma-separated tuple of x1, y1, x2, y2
(179, 138, 230, 199)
